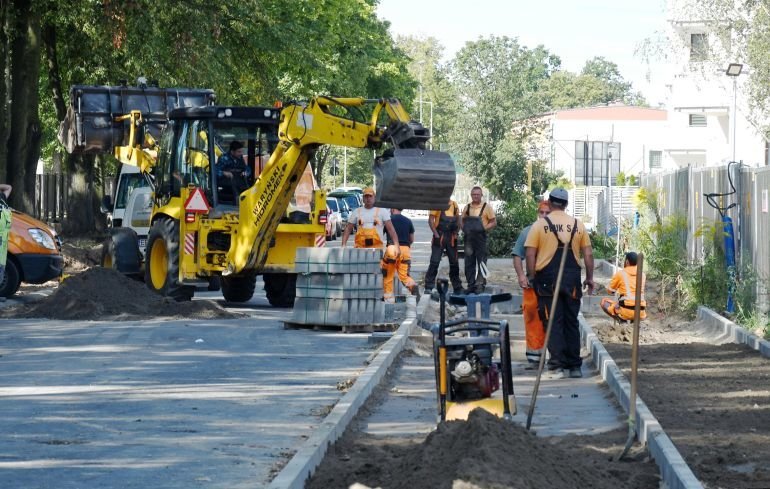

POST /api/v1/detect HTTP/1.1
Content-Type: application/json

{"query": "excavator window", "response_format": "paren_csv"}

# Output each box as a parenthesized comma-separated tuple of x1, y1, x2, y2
(153, 120, 177, 205)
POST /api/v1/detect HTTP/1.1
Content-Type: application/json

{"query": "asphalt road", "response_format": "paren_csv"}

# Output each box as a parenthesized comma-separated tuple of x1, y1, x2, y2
(0, 216, 435, 489)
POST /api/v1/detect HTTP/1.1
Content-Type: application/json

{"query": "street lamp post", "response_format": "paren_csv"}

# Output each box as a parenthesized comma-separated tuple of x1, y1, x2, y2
(726, 63, 743, 163)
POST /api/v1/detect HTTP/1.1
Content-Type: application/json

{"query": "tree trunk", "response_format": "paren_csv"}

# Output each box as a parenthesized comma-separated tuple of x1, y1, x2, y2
(6, 0, 42, 213)
(0, 3, 10, 184)
(41, 17, 102, 235)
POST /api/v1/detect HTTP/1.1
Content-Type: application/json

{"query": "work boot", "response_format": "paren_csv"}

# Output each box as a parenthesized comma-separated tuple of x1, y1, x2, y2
(550, 368, 566, 380)
(569, 367, 583, 378)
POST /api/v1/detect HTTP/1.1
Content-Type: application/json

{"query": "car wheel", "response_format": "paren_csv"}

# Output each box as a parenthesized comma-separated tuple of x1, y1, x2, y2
(0, 258, 21, 298)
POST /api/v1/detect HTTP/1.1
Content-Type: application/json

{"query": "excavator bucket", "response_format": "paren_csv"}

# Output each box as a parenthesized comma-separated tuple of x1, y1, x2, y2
(373, 148, 456, 210)
(59, 84, 215, 155)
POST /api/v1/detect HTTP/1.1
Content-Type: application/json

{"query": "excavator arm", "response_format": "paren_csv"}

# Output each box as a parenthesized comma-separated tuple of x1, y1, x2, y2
(227, 96, 455, 275)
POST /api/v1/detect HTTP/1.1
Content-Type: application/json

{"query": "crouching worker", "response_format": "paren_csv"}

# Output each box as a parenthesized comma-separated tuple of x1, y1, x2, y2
(601, 251, 647, 322)
(381, 208, 417, 304)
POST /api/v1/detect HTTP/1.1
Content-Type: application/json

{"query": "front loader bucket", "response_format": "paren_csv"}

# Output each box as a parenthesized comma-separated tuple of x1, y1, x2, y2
(374, 148, 456, 210)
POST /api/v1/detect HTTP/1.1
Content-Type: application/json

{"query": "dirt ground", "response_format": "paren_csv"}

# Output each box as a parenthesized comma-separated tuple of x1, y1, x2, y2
(3, 238, 242, 321)
(307, 407, 660, 489)
(592, 315, 770, 489)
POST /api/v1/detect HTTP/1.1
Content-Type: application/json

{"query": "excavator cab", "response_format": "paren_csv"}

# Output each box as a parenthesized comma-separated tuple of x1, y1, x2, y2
(152, 106, 281, 210)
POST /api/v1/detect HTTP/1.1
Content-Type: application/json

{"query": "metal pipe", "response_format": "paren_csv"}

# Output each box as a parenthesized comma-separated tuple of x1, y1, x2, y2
(616, 252, 645, 461)
(526, 239, 570, 430)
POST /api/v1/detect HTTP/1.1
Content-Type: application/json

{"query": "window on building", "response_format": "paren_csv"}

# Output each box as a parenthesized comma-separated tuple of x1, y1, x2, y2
(649, 150, 662, 169)
(574, 141, 621, 186)
(689, 114, 707, 127)
(690, 33, 708, 61)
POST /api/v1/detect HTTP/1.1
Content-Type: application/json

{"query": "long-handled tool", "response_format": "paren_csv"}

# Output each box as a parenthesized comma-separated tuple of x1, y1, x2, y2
(526, 238, 570, 430)
(615, 252, 645, 461)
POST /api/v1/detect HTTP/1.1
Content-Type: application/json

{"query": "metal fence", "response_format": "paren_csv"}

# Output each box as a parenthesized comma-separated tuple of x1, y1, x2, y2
(642, 164, 770, 302)
(33, 173, 115, 225)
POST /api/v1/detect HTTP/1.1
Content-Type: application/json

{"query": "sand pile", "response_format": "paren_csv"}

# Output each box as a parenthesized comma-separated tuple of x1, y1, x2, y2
(307, 408, 659, 489)
(2, 267, 242, 321)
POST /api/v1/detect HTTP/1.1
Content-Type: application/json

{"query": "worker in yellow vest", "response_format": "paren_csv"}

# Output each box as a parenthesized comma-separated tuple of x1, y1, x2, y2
(601, 252, 647, 322)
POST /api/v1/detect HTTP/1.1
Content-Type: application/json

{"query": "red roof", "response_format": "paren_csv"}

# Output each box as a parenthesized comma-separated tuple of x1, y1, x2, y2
(554, 105, 667, 121)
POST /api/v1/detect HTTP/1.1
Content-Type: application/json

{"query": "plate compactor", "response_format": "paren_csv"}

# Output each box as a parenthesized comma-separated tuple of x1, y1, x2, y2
(432, 280, 516, 421)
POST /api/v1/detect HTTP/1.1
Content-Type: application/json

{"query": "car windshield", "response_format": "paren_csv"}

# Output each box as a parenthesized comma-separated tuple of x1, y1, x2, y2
(327, 199, 339, 212)
(343, 195, 359, 209)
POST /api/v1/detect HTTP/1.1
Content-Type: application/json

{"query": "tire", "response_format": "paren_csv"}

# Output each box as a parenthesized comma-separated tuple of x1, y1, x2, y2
(0, 259, 21, 298)
(144, 218, 193, 302)
(264, 273, 296, 307)
(336, 224, 342, 238)
(101, 237, 118, 269)
(221, 273, 256, 302)
(207, 276, 221, 292)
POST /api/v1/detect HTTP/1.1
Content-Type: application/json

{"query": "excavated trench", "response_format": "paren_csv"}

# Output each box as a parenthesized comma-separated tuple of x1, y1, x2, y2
(592, 315, 770, 489)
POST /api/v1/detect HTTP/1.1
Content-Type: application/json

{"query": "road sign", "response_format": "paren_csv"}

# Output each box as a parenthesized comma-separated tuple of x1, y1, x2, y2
(184, 188, 210, 213)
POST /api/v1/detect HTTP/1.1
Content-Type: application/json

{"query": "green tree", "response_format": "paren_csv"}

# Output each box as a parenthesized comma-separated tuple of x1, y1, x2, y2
(448, 37, 559, 196)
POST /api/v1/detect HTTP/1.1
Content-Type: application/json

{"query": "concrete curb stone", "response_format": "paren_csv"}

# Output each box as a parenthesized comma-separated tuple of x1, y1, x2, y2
(580, 314, 704, 489)
(266, 315, 415, 489)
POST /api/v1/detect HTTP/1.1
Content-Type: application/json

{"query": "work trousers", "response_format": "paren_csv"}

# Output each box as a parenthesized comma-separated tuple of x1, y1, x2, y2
(463, 230, 487, 291)
(382, 245, 416, 303)
(423, 233, 461, 291)
(522, 287, 545, 364)
(536, 272, 582, 370)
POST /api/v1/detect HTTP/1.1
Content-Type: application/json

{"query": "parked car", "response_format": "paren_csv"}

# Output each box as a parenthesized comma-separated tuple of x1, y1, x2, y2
(0, 210, 64, 298)
(328, 191, 361, 220)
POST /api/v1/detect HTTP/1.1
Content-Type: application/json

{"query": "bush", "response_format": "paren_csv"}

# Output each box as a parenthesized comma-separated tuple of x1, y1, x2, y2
(486, 191, 537, 257)
(589, 228, 617, 260)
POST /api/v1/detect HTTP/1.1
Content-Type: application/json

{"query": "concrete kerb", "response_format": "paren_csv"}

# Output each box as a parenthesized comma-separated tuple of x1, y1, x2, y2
(580, 315, 704, 489)
(267, 316, 415, 489)
(697, 306, 770, 356)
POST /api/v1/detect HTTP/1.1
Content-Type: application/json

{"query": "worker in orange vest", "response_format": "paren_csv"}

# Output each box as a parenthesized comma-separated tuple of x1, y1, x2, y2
(513, 200, 551, 367)
(601, 251, 647, 322)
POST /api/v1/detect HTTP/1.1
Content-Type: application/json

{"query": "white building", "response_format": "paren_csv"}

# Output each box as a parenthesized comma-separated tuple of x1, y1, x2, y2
(656, 0, 768, 168)
(547, 105, 669, 181)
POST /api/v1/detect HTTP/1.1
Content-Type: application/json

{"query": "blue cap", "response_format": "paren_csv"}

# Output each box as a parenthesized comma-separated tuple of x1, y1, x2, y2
(549, 187, 569, 202)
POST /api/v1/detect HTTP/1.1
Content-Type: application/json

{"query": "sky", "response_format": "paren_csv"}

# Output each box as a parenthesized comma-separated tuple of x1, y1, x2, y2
(376, 0, 668, 104)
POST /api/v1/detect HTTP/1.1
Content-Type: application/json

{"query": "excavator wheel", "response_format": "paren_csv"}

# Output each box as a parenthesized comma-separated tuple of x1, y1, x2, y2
(221, 273, 257, 303)
(264, 273, 296, 308)
(145, 218, 194, 302)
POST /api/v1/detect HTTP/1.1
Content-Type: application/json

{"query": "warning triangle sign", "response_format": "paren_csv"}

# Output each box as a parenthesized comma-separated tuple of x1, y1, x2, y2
(184, 188, 211, 213)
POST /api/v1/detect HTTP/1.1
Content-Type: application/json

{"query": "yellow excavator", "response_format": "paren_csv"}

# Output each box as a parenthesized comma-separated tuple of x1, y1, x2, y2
(60, 84, 455, 303)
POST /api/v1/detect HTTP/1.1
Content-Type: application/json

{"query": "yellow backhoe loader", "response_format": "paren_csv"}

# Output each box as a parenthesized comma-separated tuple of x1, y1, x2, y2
(61, 84, 456, 303)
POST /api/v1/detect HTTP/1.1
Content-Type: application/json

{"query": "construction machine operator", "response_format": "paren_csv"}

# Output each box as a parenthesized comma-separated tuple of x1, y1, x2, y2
(424, 199, 463, 295)
(216, 140, 251, 200)
(601, 251, 647, 322)
(525, 188, 594, 379)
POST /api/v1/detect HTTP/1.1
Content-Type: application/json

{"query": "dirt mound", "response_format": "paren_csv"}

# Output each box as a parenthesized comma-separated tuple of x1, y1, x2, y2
(307, 409, 659, 489)
(591, 316, 731, 345)
(2, 267, 242, 321)
(60, 240, 103, 272)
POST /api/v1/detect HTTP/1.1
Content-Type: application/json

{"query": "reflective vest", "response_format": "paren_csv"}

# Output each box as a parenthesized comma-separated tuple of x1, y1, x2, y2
(617, 268, 646, 310)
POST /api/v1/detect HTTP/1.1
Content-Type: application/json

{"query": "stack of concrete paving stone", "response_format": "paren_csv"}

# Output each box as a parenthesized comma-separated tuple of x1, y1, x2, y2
(291, 247, 388, 327)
